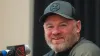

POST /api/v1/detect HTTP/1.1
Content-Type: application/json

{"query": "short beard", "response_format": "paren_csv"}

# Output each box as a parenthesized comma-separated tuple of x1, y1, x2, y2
(45, 30, 79, 53)
(48, 40, 69, 53)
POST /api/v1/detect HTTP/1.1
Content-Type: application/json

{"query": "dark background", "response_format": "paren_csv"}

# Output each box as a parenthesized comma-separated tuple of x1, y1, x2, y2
(33, 0, 100, 56)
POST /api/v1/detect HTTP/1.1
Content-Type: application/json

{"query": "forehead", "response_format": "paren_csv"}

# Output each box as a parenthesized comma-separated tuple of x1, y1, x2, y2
(44, 14, 72, 23)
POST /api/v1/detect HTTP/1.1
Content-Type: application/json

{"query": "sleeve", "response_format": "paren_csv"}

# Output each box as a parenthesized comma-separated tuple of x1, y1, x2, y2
(74, 50, 100, 56)
(72, 43, 100, 56)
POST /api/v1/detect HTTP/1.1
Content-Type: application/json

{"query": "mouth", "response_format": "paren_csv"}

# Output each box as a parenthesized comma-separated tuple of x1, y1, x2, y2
(52, 37, 64, 44)
(53, 37, 63, 40)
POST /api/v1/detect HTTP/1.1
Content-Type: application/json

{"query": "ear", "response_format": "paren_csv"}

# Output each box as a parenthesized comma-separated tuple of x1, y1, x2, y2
(76, 20, 81, 33)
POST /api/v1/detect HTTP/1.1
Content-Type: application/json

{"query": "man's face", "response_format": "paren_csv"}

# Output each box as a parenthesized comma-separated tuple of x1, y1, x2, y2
(43, 14, 81, 53)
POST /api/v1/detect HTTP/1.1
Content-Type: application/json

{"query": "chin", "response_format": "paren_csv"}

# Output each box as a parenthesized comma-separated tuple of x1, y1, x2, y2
(48, 42, 69, 53)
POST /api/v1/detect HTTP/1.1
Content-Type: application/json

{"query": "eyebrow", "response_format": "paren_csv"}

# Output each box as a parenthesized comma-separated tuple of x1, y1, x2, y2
(44, 21, 68, 26)
(44, 23, 52, 27)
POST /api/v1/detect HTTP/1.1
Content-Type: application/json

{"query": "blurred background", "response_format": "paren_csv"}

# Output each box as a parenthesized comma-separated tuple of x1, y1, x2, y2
(0, 0, 34, 56)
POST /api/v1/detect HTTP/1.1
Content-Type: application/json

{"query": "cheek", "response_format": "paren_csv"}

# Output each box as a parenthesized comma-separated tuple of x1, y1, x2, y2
(44, 30, 52, 39)
(62, 28, 72, 34)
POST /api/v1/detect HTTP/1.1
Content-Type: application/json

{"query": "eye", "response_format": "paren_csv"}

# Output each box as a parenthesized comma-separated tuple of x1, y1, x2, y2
(60, 23, 67, 27)
(46, 25, 54, 29)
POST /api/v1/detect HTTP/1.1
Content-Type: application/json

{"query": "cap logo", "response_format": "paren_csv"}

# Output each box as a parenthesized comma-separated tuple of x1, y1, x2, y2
(50, 3, 60, 12)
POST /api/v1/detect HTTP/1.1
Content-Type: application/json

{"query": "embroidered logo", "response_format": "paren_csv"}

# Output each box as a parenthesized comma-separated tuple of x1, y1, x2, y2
(50, 3, 60, 12)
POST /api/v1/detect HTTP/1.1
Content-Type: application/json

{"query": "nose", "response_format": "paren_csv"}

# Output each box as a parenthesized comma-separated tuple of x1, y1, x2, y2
(52, 28, 61, 35)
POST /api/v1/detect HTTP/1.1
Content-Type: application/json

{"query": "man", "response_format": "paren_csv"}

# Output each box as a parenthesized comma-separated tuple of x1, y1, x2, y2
(39, 0, 100, 56)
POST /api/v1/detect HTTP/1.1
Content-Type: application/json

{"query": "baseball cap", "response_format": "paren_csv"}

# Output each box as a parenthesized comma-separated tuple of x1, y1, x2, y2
(39, 1, 77, 24)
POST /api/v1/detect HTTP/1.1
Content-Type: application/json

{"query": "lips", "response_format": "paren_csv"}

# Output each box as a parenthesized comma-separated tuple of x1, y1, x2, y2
(52, 37, 64, 44)
(52, 37, 63, 40)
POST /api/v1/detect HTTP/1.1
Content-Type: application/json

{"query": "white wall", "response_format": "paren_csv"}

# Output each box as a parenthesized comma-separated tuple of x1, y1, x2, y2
(0, 0, 34, 56)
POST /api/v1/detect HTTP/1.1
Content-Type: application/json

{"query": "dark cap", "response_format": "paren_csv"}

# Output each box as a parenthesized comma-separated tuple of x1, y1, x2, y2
(39, 1, 77, 24)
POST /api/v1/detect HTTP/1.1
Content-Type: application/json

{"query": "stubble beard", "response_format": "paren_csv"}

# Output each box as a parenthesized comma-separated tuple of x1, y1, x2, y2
(45, 30, 79, 53)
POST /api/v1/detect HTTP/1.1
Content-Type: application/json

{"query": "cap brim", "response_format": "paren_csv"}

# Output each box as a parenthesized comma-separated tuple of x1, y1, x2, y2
(39, 12, 74, 25)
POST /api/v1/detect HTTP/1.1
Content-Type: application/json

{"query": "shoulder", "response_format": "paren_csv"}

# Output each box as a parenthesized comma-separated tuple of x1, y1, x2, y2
(70, 38, 100, 56)
(43, 50, 54, 56)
